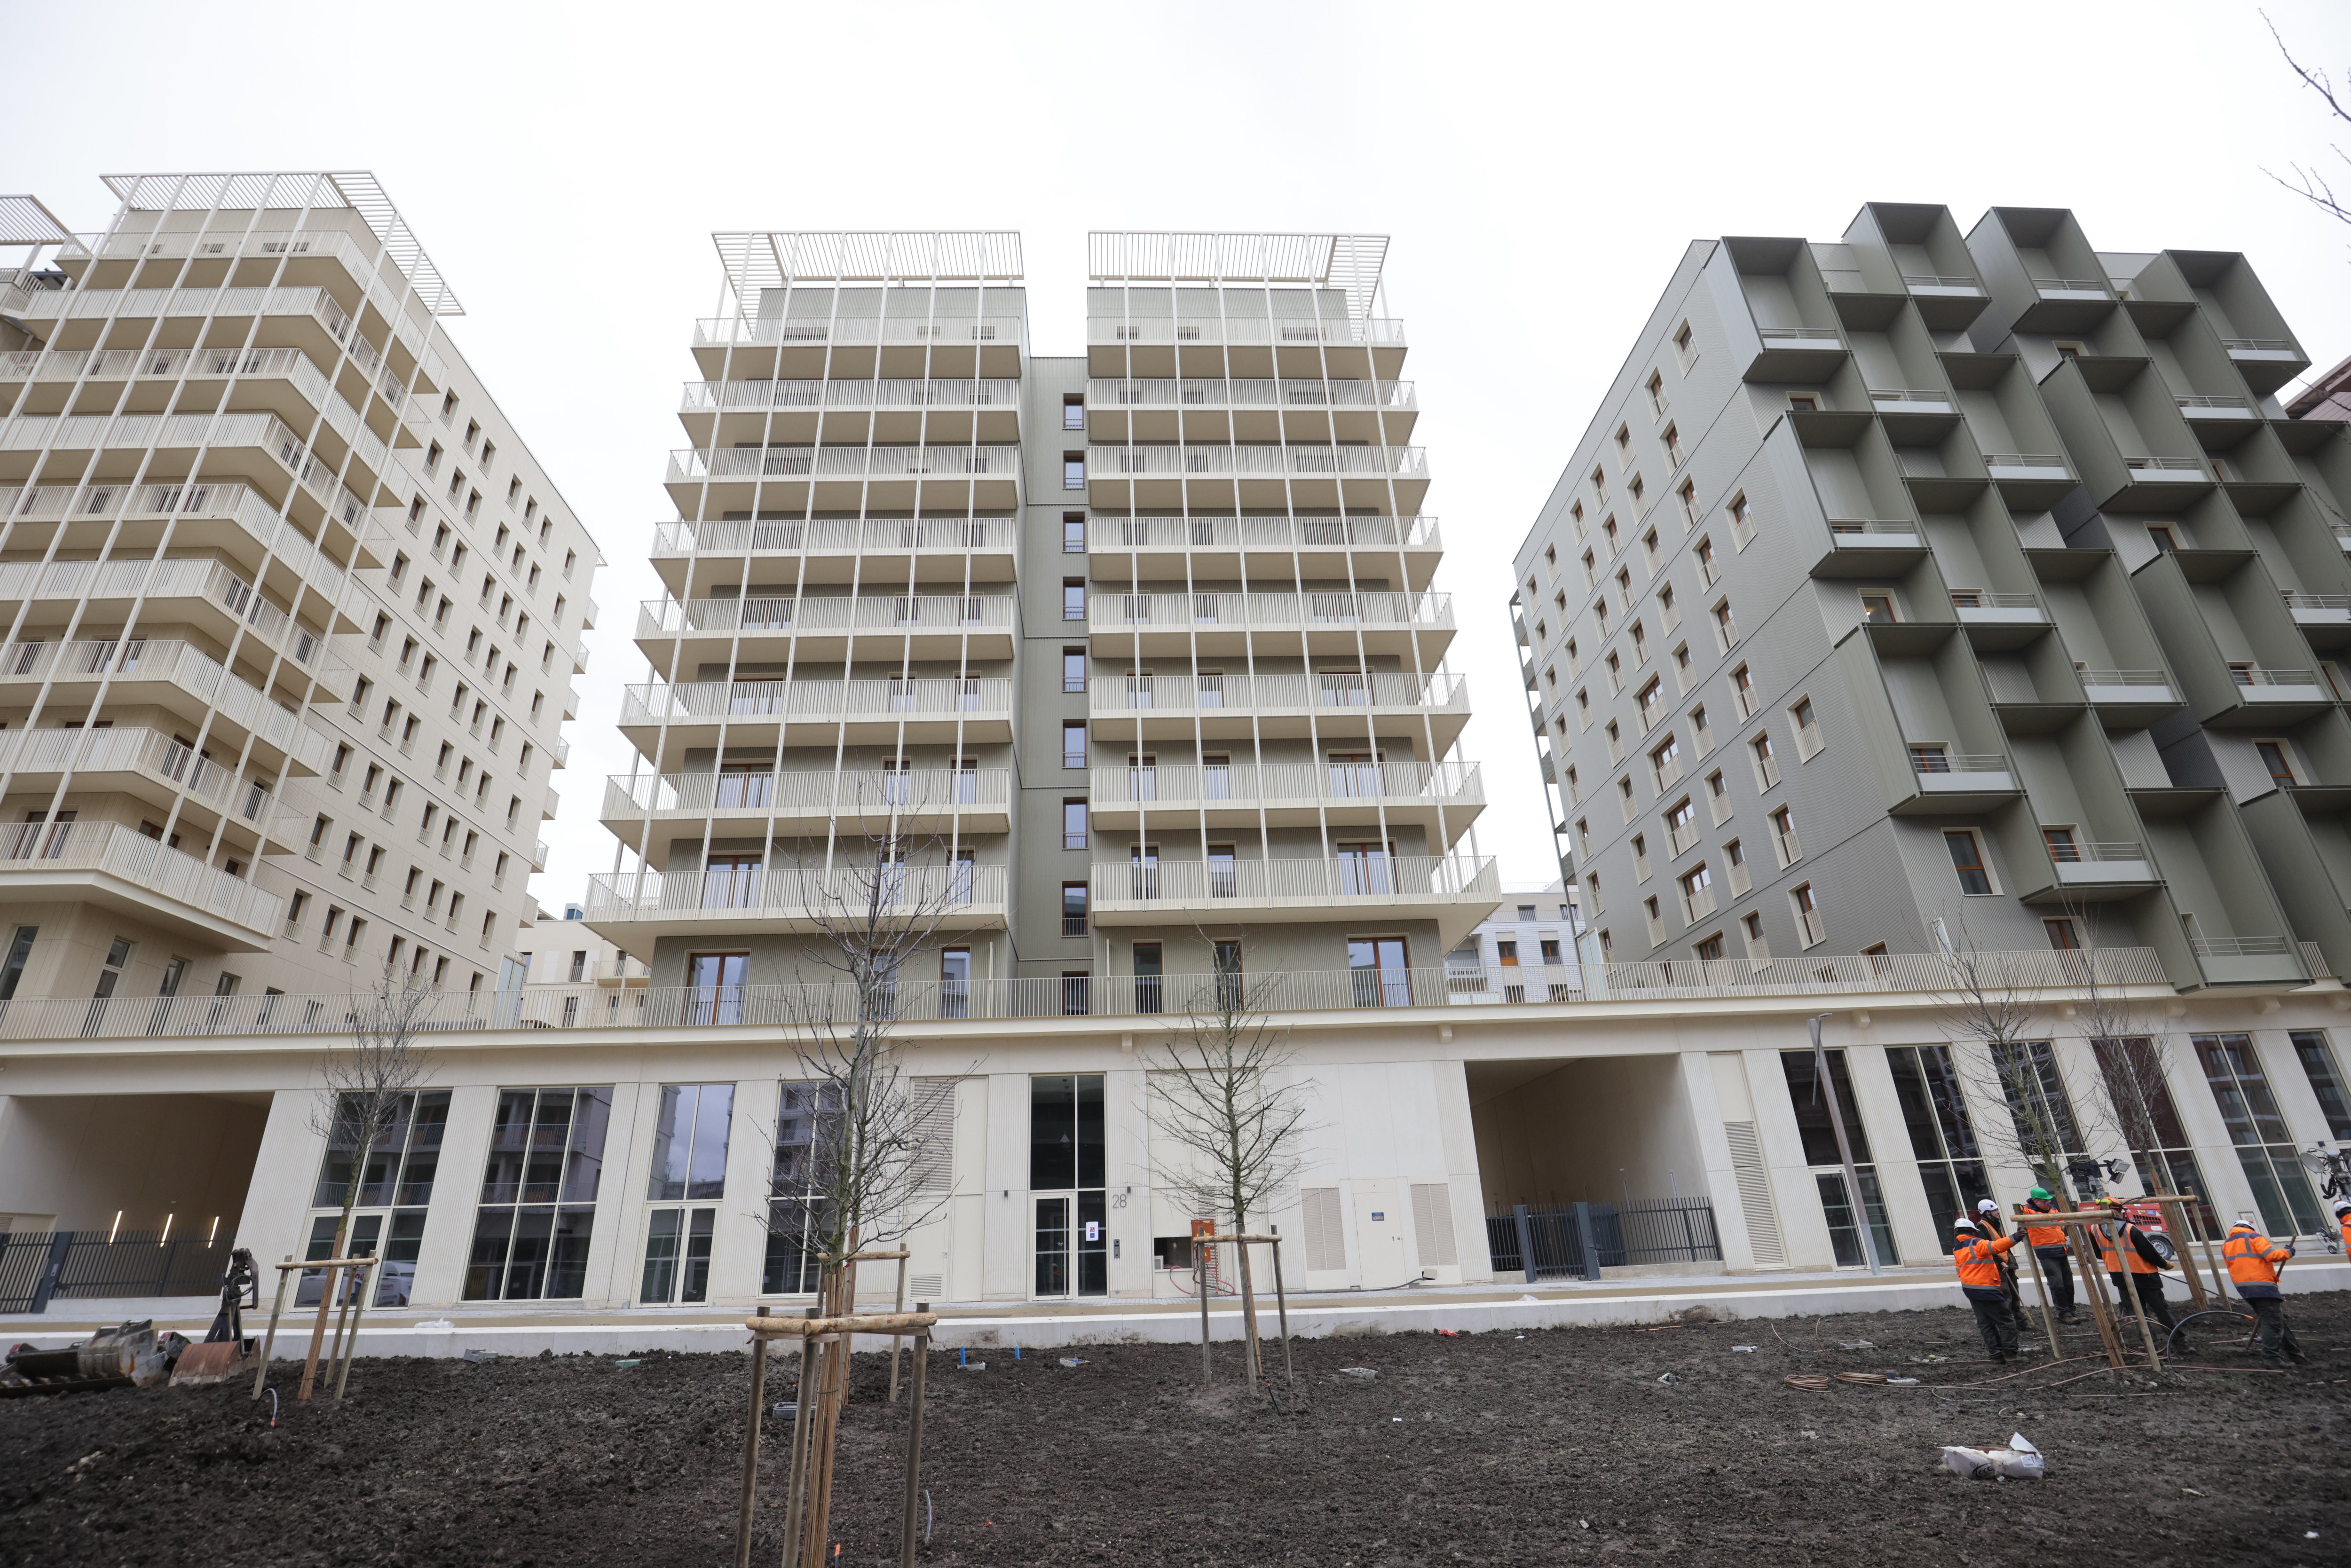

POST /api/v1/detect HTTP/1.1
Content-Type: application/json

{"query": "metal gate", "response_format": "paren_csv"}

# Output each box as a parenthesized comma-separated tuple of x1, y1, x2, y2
(0, 1230, 232, 1313)
(1483, 1198, 1722, 1281)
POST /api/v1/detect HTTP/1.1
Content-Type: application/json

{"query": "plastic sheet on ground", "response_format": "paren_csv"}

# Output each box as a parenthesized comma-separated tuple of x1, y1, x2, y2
(1939, 1432, 2045, 1481)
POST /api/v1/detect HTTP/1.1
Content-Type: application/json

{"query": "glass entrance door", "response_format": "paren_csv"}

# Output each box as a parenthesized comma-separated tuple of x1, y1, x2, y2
(1034, 1196, 1070, 1297)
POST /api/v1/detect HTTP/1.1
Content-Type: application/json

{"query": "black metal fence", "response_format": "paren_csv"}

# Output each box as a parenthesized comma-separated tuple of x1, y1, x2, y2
(1484, 1198, 1722, 1281)
(0, 1230, 232, 1313)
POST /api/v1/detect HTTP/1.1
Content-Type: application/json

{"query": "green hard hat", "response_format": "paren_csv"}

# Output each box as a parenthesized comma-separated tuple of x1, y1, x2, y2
(2028, 1186, 2052, 1200)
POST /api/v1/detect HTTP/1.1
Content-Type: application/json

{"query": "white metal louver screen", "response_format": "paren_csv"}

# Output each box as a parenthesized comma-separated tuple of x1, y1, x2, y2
(1301, 1187, 1346, 1271)
(1410, 1182, 1458, 1268)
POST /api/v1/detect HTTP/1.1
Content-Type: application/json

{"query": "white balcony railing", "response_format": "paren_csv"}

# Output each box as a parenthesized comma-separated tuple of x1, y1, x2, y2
(635, 594, 1014, 639)
(1085, 445, 1426, 481)
(1756, 326, 1842, 344)
(1911, 750, 2009, 776)
(2122, 456, 2207, 476)
(8, 281, 438, 398)
(2281, 592, 2351, 611)
(1087, 670, 1467, 716)
(0, 947, 2170, 1040)
(0, 637, 332, 772)
(0, 819, 280, 937)
(621, 676, 1013, 726)
(681, 378, 1022, 412)
(1086, 590, 1451, 634)
(1086, 515, 1440, 552)
(0, 409, 372, 534)
(1086, 317, 1405, 348)
(668, 445, 1022, 483)
(587, 862, 1008, 922)
(605, 767, 1010, 818)
(2232, 666, 2319, 690)
(1090, 854, 1495, 909)
(1088, 760, 1481, 810)
(694, 316, 1025, 348)
(1084, 378, 1416, 410)
(1981, 452, 2069, 472)
(652, 517, 1013, 558)
(0, 724, 275, 825)
(1827, 520, 1919, 537)
(0, 555, 333, 671)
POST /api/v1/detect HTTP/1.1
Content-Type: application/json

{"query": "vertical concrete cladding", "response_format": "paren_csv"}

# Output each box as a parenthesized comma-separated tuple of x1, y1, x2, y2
(1512, 201, 2351, 993)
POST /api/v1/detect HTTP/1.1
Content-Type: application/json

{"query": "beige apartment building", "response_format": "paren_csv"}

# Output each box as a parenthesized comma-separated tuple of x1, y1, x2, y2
(0, 174, 596, 1016)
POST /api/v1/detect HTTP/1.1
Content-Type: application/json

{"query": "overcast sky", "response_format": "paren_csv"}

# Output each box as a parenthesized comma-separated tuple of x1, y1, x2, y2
(10, 0, 2351, 914)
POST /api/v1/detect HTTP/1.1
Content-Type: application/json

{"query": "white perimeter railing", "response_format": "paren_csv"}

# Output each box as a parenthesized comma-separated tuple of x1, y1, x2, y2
(0, 947, 2175, 1042)
(0, 820, 280, 938)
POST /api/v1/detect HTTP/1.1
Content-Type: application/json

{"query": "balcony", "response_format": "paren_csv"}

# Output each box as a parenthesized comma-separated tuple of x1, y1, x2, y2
(1085, 377, 1415, 410)
(2043, 837, 2158, 892)
(694, 315, 1025, 349)
(0, 555, 341, 686)
(2230, 665, 2328, 703)
(2176, 393, 2256, 423)
(1866, 386, 1956, 416)
(680, 377, 1021, 411)
(2121, 454, 2208, 485)
(1087, 760, 1483, 843)
(2030, 275, 2113, 302)
(619, 676, 1014, 746)
(1902, 273, 1985, 299)
(1745, 326, 1845, 381)
(1896, 749, 2018, 814)
(1082, 443, 1428, 512)
(0, 819, 281, 949)
(1815, 519, 1926, 576)
(1089, 670, 1469, 748)
(2076, 669, 2179, 722)
(1980, 451, 2072, 483)
(665, 443, 1022, 509)
(531, 839, 551, 872)
(0, 343, 404, 450)
(633, 593, 1015, 663)
(601, 766, 1012, 840)
(1085, 590, 1452, 660)
(1949, 589, 2047, 649)
(6, 280, 445, 392)
(1084, 514, 1442, 587)
(2282, 592, 2351, 638)
(0, 638, 333, 775)
(1087, 317, 1405, 349)
(1087, 853, 1498, 946)
(0, 481, 358, 604)
(0, 725, 284, 846)
(584, 861, 1009, 938)
(649, 515, 1016, 588)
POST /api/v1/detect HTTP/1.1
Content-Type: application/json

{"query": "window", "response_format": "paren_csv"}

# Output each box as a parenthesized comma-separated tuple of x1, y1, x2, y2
(1725, 837, 1749, 895)
(2290, 1031, 2351, 1140)
(2192, 1035, 2326, 1234)
(1063, 799, 1089, 851)
(1061, 971, 1091, 1015)
(2255, 741, 2297, 787)
(2147, 525, 2178, 555)
(1778, 1049, 1898, 1268)
(1064, 513, 1087, 553)
(1741, 911, 1767, 959)
(1693, 932, 1725, 961)
(1705, 768, 1730, 823)
(1631, 620, 1649, 664)
(1585, 873, 1602, 913)
(1636, 678, 1663, 728)
(1063, 579, 1087, 621)
(1649, 734, 1680, 788)
(1693, 535, 1718, 585)
(2043, 917, 2081, 950)
(2091, 1037, 2215, 1231)
(1647, 370, 1669, 417)
(1064, 394, 1086, 430)
(1581, 549, 1598, 589)
(1859, 593, 1896, 625)
(1673, 320, 1695, 368)
(1633, 834, 1652, 879)
(1711, 599, 1738, 652)
(2054, 340, 2086, 361)
(1886, 1045, 1990, 1256)
(1944, 829, 1994, 895)
(2041, 826, 2080, 864)
(1727, 494, 1754, 549)
(1063, 722, 1087, 770)
(462, 1087, 609, 1302)
(309, 1087, 454, 1307)
(1770, 805, 1800, 866)
(1617, 775, 1637, 822)
(686, 953, 748, 1024)
(1909, 743, 1951, 774)
(1679, 863, 1714, 921)
(1062, 647, 1089, 695)
(1644, 895, 1665, 941)
(1787, 393, 1820, 413)
(1064, 452, 1086, 489)
(1672, 643, 1695, 692)
(1789, 882, 1824, 947)
(1062, 882, 1089, 937)
(1606, 719, 1622, 760)
(1605, 652, 1623, 694)
(1750, 732, 1778, 789)
(1664, 796, 1697, 852)
(1614, 424, 1633, 467)
(1730, 663, 1756, 718)
(1790, 696, 1822, 759)
(1349, 937, 1411, 1008)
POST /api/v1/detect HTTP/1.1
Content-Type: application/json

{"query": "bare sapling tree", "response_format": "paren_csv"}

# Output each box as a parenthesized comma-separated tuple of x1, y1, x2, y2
(1935, 914, 2109, 1200)
(2263, 12, 2351, 234)
(298, 966, 435, 1396)
(765, 820, 967, 1567)
(1146, 951, 1313, 1391)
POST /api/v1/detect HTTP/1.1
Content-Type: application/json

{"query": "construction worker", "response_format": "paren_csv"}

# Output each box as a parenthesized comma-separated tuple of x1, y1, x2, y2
(2017, 1188, 2079, 1324)
(2335, 1200, 2351, 1258)
(1952, 1215, 2022, 1362)
(2095, 1199, 2181, 1348)
(2222, 1220, 2306, 1365)
(1975, 1198, 2025, 1322)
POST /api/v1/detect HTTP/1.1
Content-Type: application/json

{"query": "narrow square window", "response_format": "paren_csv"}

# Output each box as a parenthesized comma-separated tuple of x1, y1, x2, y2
(1063, 722, 1088, 770)
(1063, 799, 1089, 851)
(1944, 829, 1993, 895)
(1064, 512, 1087, 553)
(1064, 452, 1086, 489)
(1063, 579, 1087, 621)
(1064, 394, 1086, 430)
(2255, 741, 2296, 786)
(1064, 648, 1088, 694)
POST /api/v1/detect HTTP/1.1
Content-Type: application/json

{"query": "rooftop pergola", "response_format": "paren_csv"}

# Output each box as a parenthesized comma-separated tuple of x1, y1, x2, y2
(0, 195, 72, 249)
(95, 171, 462, 315)
(1088, 231, 1390, 324)
(712, 230, 1025, 307)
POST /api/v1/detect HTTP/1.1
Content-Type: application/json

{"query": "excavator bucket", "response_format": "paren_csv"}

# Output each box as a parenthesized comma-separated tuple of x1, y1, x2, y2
(169, 1338, 256, 1387)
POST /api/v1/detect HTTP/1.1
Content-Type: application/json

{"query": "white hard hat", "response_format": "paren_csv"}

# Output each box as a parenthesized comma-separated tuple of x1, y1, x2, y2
(1976, 1198, 2000, 1213)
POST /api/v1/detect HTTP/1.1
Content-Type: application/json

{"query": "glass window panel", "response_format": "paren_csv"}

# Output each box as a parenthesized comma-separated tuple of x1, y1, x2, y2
(1778, 1049, 1874, 1166)
(2194, 1035, 2292, 1145)
(1814, 1169, 1899, 1269)
(1030, 1075, 1076, 1191)
(681, 1209, 716, 1303)
(1988, 1040, 2084, 1179)
(562, 1087, 613, 1203)
(648, 1084, 692, 1200)
(504, 1206, 553, 1299)
(641, 1208, 682, 1302)
(375, 1210, 426, 1307)
(463, 1207, 515, 1300)
(764, 1197, 823, 1295)
(1075, 1074, 1104, 1190)
(2290, 1031, 2351, 1141)
(546, 1208, 595, 1299)
(481, 1089, 535, 1202)
(687, 1085, 734, 1199)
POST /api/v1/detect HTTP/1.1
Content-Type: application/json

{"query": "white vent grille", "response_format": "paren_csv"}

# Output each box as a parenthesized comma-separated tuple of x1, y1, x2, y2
(1301, 1187, 1346, 1272)
(909, 1274, 943, 1300)
(1411, 1182, 1458, 1268)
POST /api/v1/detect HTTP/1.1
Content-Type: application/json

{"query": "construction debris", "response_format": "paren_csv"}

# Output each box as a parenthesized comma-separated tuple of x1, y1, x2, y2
(1939, 1433, 2046, 1481)
(1337, 1367, 1379, 1380)
(1, 1322, 185, 1397)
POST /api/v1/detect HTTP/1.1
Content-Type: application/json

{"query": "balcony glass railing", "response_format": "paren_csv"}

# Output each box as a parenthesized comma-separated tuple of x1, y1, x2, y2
(1088, 760, 1480, 809)
(1089, 853, 1495, 907)
(586, 862, 1007, 922)
(1084, 377, 1415, 409)
(1087, 515, 1439, 552)
(605, 767, 1008, 817)
(635, 594, 1014, 638)
(621, 676, 1012, 726)
(1086, 590, 1451, 632)
(694, 316, 1025, 348)
(668, 445, 1021, 482)
(1087, 670, 1467, 715)
(1084, 445, 1425, 480)
(680, 378, 1021, 411)
(652, 517, 1013, 557)
(1085, 317, 1404, 348)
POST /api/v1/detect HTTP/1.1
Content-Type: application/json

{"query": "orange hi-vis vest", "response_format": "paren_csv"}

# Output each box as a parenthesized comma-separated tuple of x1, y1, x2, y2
(2096, 1221, 2158, 1276)
(2223, 1225, 2289, 1298)
(1954, 1232, 2018, 1293)
(2020, 1205, 2066, 1249)
(2340, 1213, 2351, 1257)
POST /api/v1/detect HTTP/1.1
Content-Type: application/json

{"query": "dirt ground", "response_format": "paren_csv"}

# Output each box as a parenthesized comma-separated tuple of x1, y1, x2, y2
(2, 1293, 2348, 1567)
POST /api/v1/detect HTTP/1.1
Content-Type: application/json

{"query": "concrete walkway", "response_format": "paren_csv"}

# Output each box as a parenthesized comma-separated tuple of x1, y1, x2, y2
(14, 1257, 2345, 1356)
